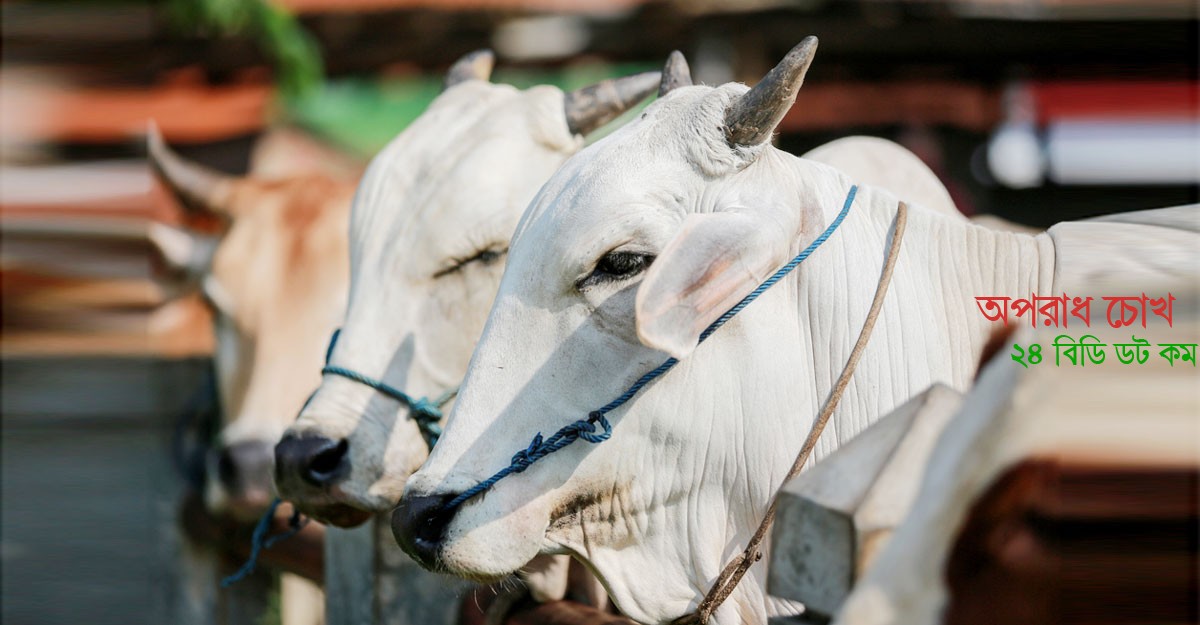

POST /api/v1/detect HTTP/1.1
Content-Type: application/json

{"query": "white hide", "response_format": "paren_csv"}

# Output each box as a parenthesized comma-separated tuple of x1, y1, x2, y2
(405, 81, 1056, 624)
(406, 74, 1196, 624)
(801, 137, 960, 221)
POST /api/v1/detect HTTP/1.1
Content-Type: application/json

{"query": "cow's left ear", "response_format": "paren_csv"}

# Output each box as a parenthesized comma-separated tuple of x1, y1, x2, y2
(635, 211, 791, 359)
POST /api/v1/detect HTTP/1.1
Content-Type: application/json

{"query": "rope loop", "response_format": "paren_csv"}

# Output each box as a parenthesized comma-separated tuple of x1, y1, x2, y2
(578, 412, 612, 443)
(220, 498, 309, 588)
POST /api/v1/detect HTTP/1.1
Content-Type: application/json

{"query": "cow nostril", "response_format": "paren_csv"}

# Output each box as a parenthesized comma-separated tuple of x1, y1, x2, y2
(306, 439, 349, 482)
(391, 492, 460, 569)
(216, 448, 237, 489)
(275, 434, 349, 489)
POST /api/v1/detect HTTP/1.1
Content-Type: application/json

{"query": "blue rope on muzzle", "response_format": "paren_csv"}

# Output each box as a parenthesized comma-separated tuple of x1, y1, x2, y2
(321, 328, 458, 449)
(223, 329, 457, 586)
(443, 185, 859, 512)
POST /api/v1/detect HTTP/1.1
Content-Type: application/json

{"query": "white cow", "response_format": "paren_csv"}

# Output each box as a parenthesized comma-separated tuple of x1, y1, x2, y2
(272, 51, 659, 603)
(395, 38, 1198, 625)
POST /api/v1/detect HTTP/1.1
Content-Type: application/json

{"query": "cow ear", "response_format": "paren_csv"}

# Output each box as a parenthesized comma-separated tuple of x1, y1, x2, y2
(635, 211, 790, 359)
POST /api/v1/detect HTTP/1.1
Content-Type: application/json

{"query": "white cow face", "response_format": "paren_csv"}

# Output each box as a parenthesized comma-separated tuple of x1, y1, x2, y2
(274, 52, 659, 528)
(397, 42, 835, 622)
(149, 130, 354, 521)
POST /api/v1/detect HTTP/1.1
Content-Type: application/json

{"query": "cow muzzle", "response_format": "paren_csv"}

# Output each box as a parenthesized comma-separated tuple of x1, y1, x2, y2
(391, 491, 460, 570)
(212, 439, 275, 518)
(274, 433, 348, 490)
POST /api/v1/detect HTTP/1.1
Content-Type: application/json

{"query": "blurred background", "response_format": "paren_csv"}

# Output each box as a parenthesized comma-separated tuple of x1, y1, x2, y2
(1, 1, 1196, 624)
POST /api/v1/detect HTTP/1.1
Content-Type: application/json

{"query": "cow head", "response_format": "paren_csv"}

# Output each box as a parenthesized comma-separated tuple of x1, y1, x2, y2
(273, 50, 660, 529)
(395, 41, 843, 623)
(149, 127, 353, 521)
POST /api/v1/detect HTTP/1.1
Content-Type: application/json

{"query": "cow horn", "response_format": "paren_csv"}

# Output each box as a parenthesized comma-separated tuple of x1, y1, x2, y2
(564, 71, 661, 137)
(147, 122, 234, 215)
(148, 222, 217, 279)
(725, 36, 818, 147)
(659, 50, 693, 96)
(443, 49, 495, 90)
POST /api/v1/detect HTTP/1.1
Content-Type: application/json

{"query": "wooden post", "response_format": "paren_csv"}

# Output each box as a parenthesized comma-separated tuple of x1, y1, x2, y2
(768, 384, 962, 618)
(325, 513, 471, 625)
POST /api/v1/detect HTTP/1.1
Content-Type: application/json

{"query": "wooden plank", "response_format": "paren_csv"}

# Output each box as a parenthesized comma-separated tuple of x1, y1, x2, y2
(768, 384, 962, 616)
(1, 70, 269, 145)
(324, 514, 470, 625)
(325, 522, 376, 625)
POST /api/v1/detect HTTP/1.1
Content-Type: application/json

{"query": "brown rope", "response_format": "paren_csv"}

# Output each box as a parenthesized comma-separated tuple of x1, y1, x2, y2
(674, 201, 909, 625)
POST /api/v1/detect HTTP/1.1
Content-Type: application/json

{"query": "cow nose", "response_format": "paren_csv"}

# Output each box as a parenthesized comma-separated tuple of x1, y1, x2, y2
(274, 433, 349, 488)
(391, 492, 459, 568)
(216, 440, 274, 501)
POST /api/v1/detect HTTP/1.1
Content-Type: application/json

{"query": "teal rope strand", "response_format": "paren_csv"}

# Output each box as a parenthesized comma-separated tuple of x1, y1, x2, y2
(220, 498, 308, 587)
(320, 329, 457, 447)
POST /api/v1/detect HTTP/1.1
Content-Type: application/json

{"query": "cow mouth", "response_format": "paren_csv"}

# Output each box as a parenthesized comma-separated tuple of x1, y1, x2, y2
(298, 502, 373, 528)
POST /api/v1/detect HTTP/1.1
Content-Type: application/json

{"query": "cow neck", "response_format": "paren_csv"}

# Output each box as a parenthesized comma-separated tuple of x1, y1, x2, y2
(673, 200, 908, 625)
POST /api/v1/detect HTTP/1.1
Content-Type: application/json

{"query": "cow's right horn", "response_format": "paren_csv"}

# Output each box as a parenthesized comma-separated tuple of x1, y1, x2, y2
(659, 50, 693, 96)
(725, 36, 818, 148)
(147, 122, 235, 216)
(443, 49, 495, 90)
(148, 222, 217, 279)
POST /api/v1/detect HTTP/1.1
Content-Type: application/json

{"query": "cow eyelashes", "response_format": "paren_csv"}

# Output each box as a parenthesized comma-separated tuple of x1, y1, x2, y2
(578, 251, 655, 289)
(435, 247, 507, 278)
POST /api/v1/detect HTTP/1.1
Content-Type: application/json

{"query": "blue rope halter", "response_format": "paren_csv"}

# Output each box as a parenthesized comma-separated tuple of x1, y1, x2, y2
(320, 328, 458, 449)
(222, 329, 457, 586)
(443, 184, 858, 512)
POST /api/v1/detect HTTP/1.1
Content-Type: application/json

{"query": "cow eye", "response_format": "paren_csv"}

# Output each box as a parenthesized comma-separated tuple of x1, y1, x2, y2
(578, 251, 654, 289)
(435, 247, 506, 278)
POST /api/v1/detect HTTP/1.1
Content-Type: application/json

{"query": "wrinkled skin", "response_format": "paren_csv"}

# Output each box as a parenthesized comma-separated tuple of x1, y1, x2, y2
(402, 60, 1067, 623)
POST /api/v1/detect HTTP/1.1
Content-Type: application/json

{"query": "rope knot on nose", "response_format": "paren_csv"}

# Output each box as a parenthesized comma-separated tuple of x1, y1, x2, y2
(409, 397, 443, 423)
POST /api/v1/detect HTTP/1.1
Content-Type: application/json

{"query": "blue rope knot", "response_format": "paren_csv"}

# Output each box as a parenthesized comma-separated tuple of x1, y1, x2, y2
(510, 433, 545, 471)
(409, 397, 443, 422)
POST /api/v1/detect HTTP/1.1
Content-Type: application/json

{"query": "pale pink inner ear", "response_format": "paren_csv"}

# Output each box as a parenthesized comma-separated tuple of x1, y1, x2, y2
(634, 211, 788, 359)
